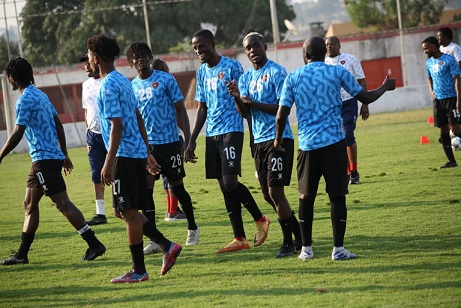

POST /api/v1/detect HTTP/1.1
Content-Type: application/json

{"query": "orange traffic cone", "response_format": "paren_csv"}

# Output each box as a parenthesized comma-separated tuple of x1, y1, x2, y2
(427, 116, 434, 124)
(420, 136, 429, 144)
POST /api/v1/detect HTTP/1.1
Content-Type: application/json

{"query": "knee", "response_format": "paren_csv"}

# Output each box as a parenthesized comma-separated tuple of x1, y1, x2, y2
(222, 180, 238, 192)
(262, 191, 272, 205)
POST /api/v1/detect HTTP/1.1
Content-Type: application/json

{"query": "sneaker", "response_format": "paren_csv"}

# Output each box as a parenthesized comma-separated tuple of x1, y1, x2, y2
(440, 161, 458, 169)
(332, 248, 357, 261)
(1, 253, 29, 266)
(161, 242, 182, 275)
(186, 227, 200, 246)
(111, 269, 149, 283)
(164, 211, 187, 222)
(276, 243, 296, 258)
(217, 239, 250, 253)
(349, 170, 360, 184)
(298, 247, 314, 261)
(143, 241, 162, 255)
(254, 215, 270, 247)
(82, 243, 106, 261)
(86, 214, 107, 226)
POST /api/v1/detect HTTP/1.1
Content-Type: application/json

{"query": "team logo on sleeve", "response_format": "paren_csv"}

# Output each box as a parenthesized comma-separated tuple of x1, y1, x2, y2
(218, 72, 225, 80)
(152, 82, 159, 89)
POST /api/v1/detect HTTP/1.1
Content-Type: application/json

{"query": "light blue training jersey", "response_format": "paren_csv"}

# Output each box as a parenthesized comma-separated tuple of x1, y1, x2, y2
(15, 85, 65, 162)
(194, 56, 244, 136)
(426, 53, 460, 99)
(239, 59, 293, 143)
(279, 62, 362, 151)
(132, 70, 184, 145)
(98, 70, 147, 159)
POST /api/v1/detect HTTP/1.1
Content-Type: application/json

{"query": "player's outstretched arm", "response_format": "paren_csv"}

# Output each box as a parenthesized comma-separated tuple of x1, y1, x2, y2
(356, 76, 396, 105)
(0, 124, 26, 164)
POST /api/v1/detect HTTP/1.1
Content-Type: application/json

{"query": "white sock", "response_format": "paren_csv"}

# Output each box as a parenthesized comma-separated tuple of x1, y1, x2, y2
(95, 199, 105, 216)
(333, 246, 344, 252)
(302, 246, 312, 251)
(77, 224, 90, 234)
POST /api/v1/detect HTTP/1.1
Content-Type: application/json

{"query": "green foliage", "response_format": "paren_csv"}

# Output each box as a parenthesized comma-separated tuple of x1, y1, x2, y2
(0, 35, 20, 70)
(0, 108, 461, 306)
(20, 0, 295, 66)
(345, 0, 448, 31)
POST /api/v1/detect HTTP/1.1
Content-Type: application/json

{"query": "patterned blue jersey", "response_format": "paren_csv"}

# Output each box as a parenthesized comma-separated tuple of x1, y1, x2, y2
(195, 56, 244, 136)
(98, 70, 147, 158)
(279, 62, 362, 151)
(15, 85, 65, 162)
(426, 53, 461, 99)
(239, 60, 293, 143)
(132, 70, 184, 145)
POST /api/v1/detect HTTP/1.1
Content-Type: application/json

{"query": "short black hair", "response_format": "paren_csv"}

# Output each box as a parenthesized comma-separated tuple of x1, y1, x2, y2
(242, 32, 265, 45)
(126, 41, 153, 66)
(87, 34, 120, 62)
(5, 57, 35, 88)
(422, 36, 439, 48)
(193, 29, 214, 41)
(438, 27, 453, 41)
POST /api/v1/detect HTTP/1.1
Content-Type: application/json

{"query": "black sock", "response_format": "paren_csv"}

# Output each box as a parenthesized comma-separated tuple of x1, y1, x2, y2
(279, 217, 293, 245)
(330, 196, 347, 247)
(290, 211, 302, 243)
(236, 182, 262, 221)
(81, 228, 101, 249)
(222, 190, 245, 239)
(172, 184, 198, 230)
(129, 242, 146, 274)
(299, 198, 314, 247)
(142, 188, 156, 228)
(142, 221, 171, 251)
(17, 232, 35, 259)
(441, 133, 456, 163)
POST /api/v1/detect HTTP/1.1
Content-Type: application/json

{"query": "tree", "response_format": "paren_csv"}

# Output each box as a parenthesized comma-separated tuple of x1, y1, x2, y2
(20, 0, 295, 66)
(344, 0, 448, 31)
(0, 35, 20, 70)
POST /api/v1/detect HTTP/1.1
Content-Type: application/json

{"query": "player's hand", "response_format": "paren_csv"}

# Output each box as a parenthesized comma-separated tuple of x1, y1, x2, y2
(360, 104, 370, 121)
(146, 154, 161, 175)
(383, 75, 396, 91)
(226, 80, 240, 98)
(185, 142, 198, 163)
(101, 161, 113, 186)
(273, 139, 285, 152)
(62, 156, 73, 176)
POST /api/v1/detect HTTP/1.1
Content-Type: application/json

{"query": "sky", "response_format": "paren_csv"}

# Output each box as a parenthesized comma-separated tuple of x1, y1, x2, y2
(0, 0, 26, 38)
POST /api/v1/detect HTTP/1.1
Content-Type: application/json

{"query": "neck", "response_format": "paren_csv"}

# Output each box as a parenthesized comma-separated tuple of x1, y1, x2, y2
(253, 57, 268, 70)
(433, 50, 443, 59)
(139, 68, 153, 80)
(207, 52, 221, 68)
(98, 62, 116, 78)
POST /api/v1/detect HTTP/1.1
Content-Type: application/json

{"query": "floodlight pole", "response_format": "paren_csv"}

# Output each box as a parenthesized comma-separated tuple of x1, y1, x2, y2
(269, 0, 280, 62)
(13, 0, 23, 57)
(396, 0, 407, 86)
(142, 0, 152, 49)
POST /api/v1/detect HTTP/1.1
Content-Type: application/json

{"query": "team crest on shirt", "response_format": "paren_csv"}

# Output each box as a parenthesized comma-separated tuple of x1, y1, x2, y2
(439, 62, 444, 66)
(152, 82, 159, 89)
(218, 72, 225, 80)
(263, 74, 269, 82)
(340, 60, 346, 65)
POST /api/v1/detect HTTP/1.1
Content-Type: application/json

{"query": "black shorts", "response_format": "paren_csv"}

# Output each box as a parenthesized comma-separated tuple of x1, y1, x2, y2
(149, 141, 186, 182)
(27, 160, 67, 196)
(433, 97, 461, 127)
(205, 132, 243, 179)
(112, 157, 147, 212)
(86, 130, 107, 184)
(297, 139, 348, 198)
(254, 138, 294, 193)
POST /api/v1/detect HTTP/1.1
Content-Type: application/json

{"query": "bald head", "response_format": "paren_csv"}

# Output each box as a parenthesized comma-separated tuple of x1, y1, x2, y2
(302, 36, 327, 64)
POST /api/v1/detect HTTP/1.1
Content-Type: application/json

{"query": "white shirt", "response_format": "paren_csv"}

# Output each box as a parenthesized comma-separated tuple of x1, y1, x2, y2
(82, 77, 102, 133)
(325, 53, 365, 101)
(440, 42, 461, 63)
